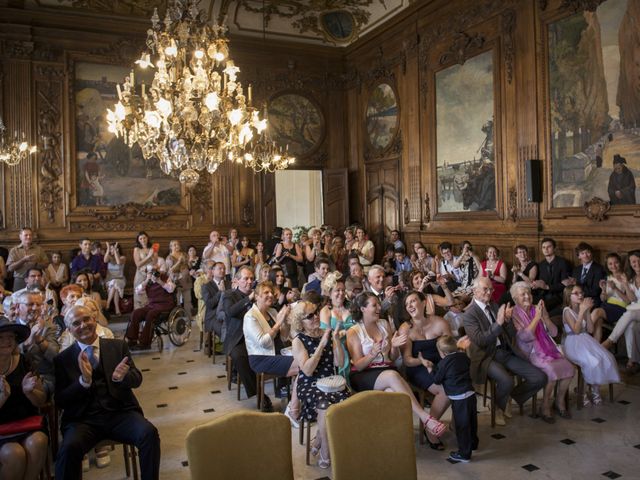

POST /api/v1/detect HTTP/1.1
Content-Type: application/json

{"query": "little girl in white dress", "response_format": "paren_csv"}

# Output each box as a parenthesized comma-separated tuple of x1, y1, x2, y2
(562, 286, 620, 406)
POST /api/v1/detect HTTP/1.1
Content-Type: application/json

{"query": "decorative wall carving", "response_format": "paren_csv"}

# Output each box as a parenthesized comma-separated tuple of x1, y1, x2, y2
(242, 202, 255, 227)
(3, 41, 34, 59)
(559, 0, 605, 13)
(70, 221, 186, 232)
(583, 197, 610, 222)
(86, 203, 172, 221)
(89, 39, 144, 64)
(191, 175, 212, 223)
(439, 32, 486, 66)
(502, 9, 516, 84)
(508, 187, 517, 222)
(404, 198, 410, 224)
(423, 193, 431, 224)
(36, 66, 64, 223)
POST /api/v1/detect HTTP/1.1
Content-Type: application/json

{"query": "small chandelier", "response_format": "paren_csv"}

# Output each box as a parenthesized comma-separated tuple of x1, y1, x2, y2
(106, 0, 268, 187)
(0, 117, 37, 166)
(244, 121, 295, 173)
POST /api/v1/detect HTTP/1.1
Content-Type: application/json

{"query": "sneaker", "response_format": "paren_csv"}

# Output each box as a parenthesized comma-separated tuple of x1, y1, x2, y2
(284, 404, 300, 429)
(448, 451, 471, 463)
(82, 455, 90, 472)
(260, 395, 274, 413)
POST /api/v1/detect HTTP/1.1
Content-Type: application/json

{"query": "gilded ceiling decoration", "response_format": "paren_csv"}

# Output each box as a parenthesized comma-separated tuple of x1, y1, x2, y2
(34, 0, 167, 16)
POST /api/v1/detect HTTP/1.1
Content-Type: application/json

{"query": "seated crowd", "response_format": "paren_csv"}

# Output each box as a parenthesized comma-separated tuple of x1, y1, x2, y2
(0, 226, 636, 478)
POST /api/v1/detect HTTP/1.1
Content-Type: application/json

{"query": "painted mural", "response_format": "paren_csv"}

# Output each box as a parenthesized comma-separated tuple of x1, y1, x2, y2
(549, 0, 639, 207)
(366, 83, 399, 151)
(436, 50, 495, 212)
(74, 62, 181, 207)
(268, 93, 323, 158)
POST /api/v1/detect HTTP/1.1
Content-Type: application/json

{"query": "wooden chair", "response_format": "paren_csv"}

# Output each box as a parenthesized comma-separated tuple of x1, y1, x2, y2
(575, 366, 615, 410)
(257, 372, 278, 410)
(79, 441, 139, 480)
(225, 354, 243, 401)
(483, 376, 536, 427)
(298, 417, 314, 466)
(408, 382, 434, 444)
(186, 411, 293, 480)
(326, 391, 417, 480)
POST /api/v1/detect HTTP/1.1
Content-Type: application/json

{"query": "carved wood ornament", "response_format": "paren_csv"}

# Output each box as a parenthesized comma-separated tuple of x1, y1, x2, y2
(502, 9, 516, 84)
(583, 197, 610, 222)
(87, 203, 172, 222)
(439, 32, 486, 66)
(403, 198, 410, 224)
(508, 187, 517, 222)
(423, 193, 431, 225)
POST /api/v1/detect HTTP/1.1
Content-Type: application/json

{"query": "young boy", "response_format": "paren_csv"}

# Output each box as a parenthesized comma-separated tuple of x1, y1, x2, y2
(424, 335, 478, 463)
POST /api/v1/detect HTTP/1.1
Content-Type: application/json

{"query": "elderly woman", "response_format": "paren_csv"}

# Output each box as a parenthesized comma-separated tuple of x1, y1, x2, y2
(510, 281, 575, 423)
(0, 317, 48, 480)
(319, 274, 355, 378)
(398, 291, 451, 449)
(292, 301, 349, 469)
(346, 292, 446, 438)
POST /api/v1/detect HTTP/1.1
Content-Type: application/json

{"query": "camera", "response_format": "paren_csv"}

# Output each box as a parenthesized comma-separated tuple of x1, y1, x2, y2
(152, 270, 161, 278)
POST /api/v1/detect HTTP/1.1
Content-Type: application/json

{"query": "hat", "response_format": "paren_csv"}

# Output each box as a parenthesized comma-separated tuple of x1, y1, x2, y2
(613, 154, 626, 165)
(0, 316, 30, 344)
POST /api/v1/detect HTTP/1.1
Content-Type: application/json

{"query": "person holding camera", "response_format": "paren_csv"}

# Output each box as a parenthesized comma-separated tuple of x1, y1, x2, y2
(125, 265, 176, 350)
(273, 228, 303, 289)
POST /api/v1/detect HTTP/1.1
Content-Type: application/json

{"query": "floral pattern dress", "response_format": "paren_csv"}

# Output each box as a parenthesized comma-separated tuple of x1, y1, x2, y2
(296, 332, 350, 421)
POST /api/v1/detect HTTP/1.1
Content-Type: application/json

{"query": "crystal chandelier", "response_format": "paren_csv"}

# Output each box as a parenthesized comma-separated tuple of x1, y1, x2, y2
(244, 123, 295, 173)
(106, 0, 268, 187)
(0, 116, 37, 166)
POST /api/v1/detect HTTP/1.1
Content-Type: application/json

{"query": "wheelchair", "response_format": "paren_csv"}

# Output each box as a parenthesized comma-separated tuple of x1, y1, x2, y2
(150, 289, 192, 352)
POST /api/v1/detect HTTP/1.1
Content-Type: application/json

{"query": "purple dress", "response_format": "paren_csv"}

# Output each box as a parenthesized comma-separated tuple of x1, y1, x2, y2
(513, 306, 574, 381)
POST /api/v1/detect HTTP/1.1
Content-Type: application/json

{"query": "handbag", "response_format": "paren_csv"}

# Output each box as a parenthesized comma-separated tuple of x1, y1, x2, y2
(316, 375, 347, 393)
(0, 415, 44, 437)
(119, 297, 134, 314)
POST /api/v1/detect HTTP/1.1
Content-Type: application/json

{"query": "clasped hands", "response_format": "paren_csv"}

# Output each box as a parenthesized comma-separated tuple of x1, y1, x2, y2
(78, 350, 130, 384)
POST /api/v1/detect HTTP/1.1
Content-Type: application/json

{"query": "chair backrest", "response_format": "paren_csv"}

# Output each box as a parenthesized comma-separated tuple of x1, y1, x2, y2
(326, 391, 417, 480)
(185, 411, 293, 480)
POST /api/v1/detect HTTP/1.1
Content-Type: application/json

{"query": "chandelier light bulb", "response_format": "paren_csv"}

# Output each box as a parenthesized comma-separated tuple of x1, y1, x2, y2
(194, 49, 204, 59)
(228, 109, 243, 126)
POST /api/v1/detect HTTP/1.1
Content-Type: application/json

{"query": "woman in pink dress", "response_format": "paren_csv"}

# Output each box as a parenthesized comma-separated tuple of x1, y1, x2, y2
(510, 281, 575, 423)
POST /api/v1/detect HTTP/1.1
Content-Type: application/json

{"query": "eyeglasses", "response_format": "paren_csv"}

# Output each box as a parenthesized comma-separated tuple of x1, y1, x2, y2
(303, 311, 318, 320)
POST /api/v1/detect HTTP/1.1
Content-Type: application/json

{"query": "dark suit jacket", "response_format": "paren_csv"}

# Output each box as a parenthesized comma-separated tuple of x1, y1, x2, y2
(202, 278, 231, 335)
(220, 289, 254, 355)
(54, 338, 142, 427)
(537, 256, 572, 295)
(572, 262, 607, 306)
(462, 301, 520, 385)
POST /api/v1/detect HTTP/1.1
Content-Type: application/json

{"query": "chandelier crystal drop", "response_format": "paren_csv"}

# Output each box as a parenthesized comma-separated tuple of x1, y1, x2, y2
(106, 0, 283, 187)
(0, 117, 37, 167)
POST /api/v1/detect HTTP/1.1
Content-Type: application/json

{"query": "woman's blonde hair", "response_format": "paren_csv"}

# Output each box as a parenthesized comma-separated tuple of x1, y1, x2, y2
(289, 301, 316, 333)
(321, 271, 343, 297)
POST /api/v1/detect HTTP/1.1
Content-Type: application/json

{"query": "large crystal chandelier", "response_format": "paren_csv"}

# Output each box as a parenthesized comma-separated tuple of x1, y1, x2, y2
(0, 116, 37, 166)
(106, 0, 268, 187)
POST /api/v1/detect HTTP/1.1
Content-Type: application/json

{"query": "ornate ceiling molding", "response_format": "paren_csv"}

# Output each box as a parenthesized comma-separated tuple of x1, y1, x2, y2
(34, 0, 167, 17)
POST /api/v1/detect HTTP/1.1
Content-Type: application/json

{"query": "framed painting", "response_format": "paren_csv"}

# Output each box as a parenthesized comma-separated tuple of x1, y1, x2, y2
(72, 61, 182, 208)
(267, 93, 324, 159)
(366, 82, 399, 153)
(548, 0, 638, 208)
(435, 49, 496, 213)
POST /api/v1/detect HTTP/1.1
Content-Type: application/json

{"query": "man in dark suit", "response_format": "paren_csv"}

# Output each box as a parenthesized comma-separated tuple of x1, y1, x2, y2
(54, 305, 160, 480)
(220, 266, 260, 404)
(568, 242, 607, 307)
(201, 260, 231, 338)
(533, 237, 573, 315)
(463, 277, 547, 426)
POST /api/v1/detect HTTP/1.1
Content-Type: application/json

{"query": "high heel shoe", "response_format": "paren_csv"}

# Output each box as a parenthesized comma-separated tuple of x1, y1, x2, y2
(318, 453, 331, 469)
(591, 390, 603, 406)
(425, 436, 445, 451)
(553, 401, 571, 419)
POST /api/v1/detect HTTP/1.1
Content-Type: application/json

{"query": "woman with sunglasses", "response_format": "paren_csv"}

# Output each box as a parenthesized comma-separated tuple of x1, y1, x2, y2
(292, 301, 349, 469)
(346, 292, 446, 438)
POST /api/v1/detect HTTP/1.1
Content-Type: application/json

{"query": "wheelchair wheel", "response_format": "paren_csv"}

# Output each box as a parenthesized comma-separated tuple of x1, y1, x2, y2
(168, 307, 191, 346)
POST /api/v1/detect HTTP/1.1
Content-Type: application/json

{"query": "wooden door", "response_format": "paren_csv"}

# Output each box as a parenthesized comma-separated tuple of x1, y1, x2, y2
(323, 168, 349, 229)
(365, 160, 400, 261)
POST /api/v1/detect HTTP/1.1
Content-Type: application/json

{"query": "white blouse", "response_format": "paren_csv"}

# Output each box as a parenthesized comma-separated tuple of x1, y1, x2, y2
(243, 304, 279, 356)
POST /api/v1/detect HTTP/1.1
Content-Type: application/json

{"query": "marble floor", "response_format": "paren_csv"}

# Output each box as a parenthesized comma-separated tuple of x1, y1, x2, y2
(81, 320, 640, 480)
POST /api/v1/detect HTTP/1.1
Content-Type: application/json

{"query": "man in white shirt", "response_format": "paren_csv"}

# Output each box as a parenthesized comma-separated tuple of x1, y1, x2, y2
(202, 230, 231, 277)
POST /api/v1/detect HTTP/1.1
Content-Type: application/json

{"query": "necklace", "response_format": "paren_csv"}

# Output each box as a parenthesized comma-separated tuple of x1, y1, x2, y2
(0, 355, 13, 376)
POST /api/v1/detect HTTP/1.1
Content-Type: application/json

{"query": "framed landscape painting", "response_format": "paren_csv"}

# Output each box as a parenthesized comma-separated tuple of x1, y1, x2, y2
(73, 61, 181, 207)
(435, 50, 496, 213)
(548, 0, 639, 208)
